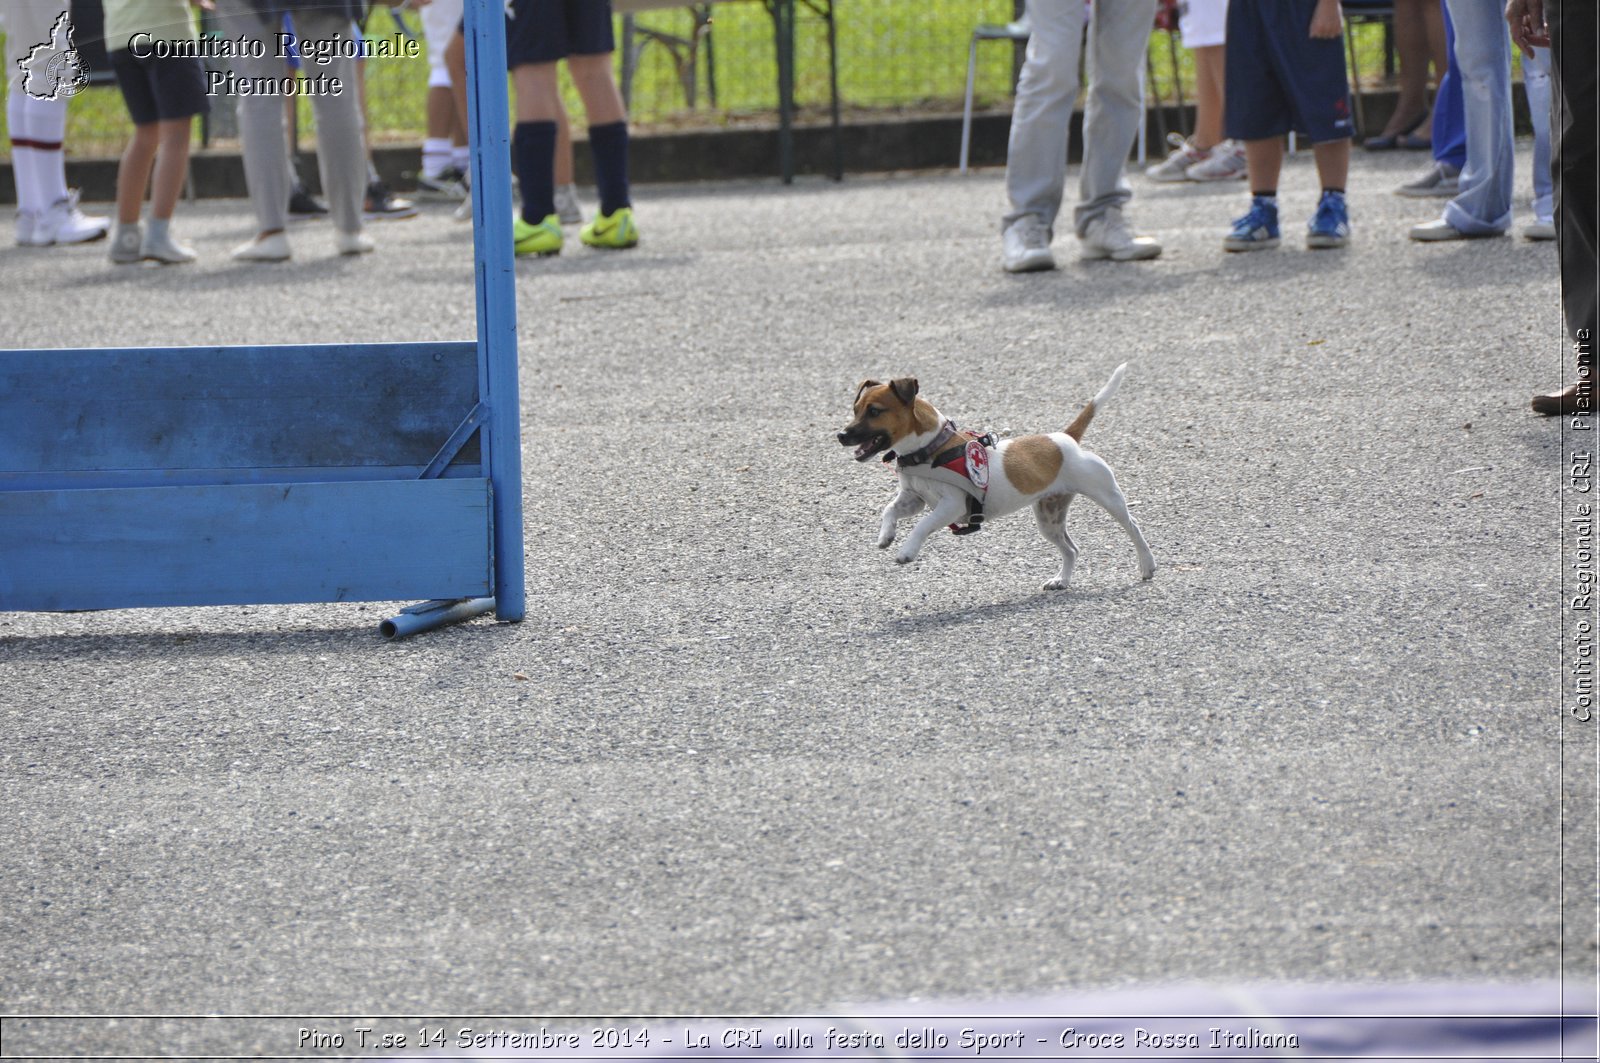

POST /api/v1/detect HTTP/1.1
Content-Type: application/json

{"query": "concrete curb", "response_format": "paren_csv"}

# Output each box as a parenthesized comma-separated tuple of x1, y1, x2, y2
(1, 87, 1532, 203)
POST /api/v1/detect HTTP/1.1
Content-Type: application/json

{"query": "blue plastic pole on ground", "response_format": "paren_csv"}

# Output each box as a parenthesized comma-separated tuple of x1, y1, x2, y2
(463, 0, 526, 624)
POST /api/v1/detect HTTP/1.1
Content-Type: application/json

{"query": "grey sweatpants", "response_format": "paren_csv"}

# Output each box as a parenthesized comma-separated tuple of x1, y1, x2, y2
(1002, 0, 1156, 238)
(211, 0, 366, 235)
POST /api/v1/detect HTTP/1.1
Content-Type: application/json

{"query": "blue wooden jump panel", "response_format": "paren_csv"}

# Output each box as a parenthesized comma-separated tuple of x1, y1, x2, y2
(0, 479, 492, 611)
(0, 342, 495, 614)
(0, 343, 481, 487)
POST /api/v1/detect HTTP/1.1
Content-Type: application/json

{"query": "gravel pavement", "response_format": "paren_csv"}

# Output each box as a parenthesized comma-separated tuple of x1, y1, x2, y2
(1, 143, 1593, 1054)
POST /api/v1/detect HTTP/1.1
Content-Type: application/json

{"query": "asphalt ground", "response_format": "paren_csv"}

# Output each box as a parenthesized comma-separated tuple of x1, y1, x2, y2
(1, 142, 1595, 1054)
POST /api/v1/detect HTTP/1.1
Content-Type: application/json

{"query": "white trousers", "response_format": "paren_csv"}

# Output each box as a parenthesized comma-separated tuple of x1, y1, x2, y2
(1003, 0, 1156, 238)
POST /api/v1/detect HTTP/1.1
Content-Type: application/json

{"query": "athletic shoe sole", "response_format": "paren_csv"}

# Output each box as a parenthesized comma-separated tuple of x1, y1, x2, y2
(1223, 236, 1280, 252)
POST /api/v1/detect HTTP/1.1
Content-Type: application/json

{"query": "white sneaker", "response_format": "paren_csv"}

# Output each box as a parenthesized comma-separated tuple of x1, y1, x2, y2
(454, 189, 473, 222)
(109, 223, 144, 264)
(1145, 133, 1208, 183)
(1186, 140, 1248, 181)
(554, 183, 583, 225)
(231, 232, 292, 261)
(1525, 219, 1557, 241)
(1080, 209, 1161, 261)
(336, 229, 375, 255)
(1001, 214, 1055, 273)
(29, 191, 109, 246)
(142, 226, 197, 264)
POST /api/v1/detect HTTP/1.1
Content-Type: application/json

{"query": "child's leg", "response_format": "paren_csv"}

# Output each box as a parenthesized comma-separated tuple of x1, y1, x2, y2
(1192, 44, 1226, 151)
(1244, 137, 1285, 193)
(565, 52, 626, 126)
(554, 97, 574, 187)
(511, 61, 562, 222)
(567, 52, 629, 215)
(116, 123, 159, 226)
(1311, 138, 1350, 191)
(149, 118, 193, 221)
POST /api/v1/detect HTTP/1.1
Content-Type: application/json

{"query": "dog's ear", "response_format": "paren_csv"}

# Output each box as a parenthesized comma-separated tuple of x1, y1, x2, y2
(889, 377, 919, 405)
(854, 379, 882, 405)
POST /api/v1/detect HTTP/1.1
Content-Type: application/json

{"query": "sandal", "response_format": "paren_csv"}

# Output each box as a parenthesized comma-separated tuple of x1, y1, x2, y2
(1364, 111, 1428, 151)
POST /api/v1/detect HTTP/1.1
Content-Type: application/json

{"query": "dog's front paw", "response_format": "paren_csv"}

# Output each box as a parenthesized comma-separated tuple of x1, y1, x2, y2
(894, 549, 918, 565)
(1043, 577, 1068, 591)
(877, 533, 895, 549)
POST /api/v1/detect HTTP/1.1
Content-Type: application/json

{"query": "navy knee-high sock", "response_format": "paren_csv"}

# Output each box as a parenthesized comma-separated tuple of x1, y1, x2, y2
(588, 120, 631, 216)
(512, 120, 557, 224)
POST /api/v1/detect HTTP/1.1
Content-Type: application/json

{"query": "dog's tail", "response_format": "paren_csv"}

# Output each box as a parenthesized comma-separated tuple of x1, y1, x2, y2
(1064, 362, 1127, 442)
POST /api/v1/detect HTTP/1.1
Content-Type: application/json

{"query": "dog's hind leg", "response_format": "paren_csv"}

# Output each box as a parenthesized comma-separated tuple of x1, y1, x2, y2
(1075, 459, 1156, 581)
(878, 487, 926, 549)
(1034, 493, 1079, 590)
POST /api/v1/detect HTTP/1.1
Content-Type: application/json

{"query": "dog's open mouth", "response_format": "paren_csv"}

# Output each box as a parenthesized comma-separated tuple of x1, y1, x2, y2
(840, 431, 890, 462)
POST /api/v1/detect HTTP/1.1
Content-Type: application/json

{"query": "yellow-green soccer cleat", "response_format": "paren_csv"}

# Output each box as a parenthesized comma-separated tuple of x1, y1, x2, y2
(513, 214, 562, 256)
(579, 207, 639, 249)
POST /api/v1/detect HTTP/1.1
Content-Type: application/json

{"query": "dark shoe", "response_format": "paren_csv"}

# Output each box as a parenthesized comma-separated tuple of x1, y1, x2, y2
(1366, 112, 1428, 151)
(1531, 383, 1593, 416)
(288, 184, 329, 221)
(364, 181, 418, 220)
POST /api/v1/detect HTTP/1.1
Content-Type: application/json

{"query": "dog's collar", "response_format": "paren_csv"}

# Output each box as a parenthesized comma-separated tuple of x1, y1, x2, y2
(884, 420, 957, 467)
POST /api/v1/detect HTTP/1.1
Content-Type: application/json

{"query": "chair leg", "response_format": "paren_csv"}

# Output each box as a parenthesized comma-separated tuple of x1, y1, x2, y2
(960, 34, 979, 174)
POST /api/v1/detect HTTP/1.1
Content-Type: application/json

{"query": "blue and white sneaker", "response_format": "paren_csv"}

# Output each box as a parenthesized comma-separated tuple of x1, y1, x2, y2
(1306, 190, 1351, 249)
(1224, 195, 1280, 252)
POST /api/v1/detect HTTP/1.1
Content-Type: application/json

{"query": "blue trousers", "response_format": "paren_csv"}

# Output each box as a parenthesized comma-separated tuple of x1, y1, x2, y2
(1431, 1, 1466, 171)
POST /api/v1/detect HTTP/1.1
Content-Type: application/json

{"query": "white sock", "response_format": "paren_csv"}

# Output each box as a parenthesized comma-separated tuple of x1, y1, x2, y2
(451, 145, 470, 171)
(22, 95, 70, 205)
(9, 91, 39, 211)
(423, 137, 451, 178)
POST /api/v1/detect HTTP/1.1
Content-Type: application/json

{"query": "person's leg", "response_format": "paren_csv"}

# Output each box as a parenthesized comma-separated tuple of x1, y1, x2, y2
(214, 0, 291, 240)
(1376, 0, 1433, 137)
(1073, 0, 1157, 237)
(1002, 0, 1086, 235)
(1179, 0, 1227, 149)
(1312, 139, 1350, 191)
(1307, 136, 1353, 246)
(1430, 1, 1466, 169)
(553, 96, 575, 186)
(296, 9, 368, 239)
(1524, 45, 1553, 224)
(446, 28, 470, 133)
(1438, 0, 1513, 235)
(421, 0, 465, 178)
(1191, 44, 1226, 150)
(115, 123, 158, 226)
(566, 51, 631, 216)
(511, 61, 562, 222)
(1222, 136, 1285, 250)
(1245, 138, 1285, 193)
(149, 118, 192, 221)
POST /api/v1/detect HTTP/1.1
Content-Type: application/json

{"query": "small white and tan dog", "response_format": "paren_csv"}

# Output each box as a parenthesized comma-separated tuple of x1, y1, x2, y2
(836, 364, 1155, 589)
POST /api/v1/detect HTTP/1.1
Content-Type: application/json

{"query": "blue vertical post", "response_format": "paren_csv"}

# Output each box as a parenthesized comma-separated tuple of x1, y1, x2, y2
(463, 0, 526, 622)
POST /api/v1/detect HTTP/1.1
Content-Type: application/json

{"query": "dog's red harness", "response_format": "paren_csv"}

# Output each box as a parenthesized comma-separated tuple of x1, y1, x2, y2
(885, 420, 995, 535)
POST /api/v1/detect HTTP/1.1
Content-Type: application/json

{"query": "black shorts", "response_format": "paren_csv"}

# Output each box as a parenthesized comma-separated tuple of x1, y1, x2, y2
(1223, 0, 1353, 143)
(506, 0, 614, 68)
(110, 48, 209, 125)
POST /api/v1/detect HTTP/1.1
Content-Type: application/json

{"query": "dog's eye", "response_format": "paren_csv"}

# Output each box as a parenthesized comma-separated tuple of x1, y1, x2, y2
(866, 406, 882, 417)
